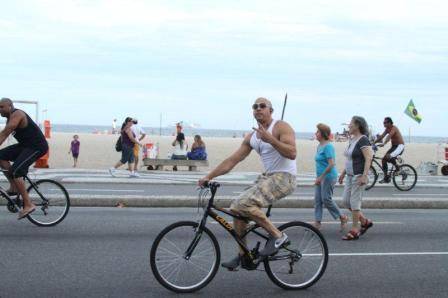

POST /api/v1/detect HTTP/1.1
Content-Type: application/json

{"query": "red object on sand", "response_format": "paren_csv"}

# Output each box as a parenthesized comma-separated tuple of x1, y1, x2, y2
(35, 120, 51, 168)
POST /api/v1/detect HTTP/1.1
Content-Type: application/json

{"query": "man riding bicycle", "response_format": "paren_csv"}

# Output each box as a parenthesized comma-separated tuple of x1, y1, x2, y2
(0, 98, 49, 219)
(198, 97, 297, 270)
(374, 117, 405, 183)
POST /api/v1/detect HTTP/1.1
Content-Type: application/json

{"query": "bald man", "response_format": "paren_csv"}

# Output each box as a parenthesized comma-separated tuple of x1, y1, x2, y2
(0, 98, 49, 219)
(199, 97, 297, 270)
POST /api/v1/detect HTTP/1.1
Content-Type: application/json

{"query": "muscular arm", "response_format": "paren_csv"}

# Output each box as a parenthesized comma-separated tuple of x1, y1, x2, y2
(203, 135, 252, 181)
(0, 111, 24, 146)
(374, 131, 387, 144)
(268, 121, 297, 160)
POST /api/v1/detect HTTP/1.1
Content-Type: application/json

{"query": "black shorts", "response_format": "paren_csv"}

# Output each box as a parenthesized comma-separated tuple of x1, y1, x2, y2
(0, 144, 47, 178)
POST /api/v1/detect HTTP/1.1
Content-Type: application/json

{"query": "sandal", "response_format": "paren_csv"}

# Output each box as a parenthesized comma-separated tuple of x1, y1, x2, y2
(342, 230, 360, 241)
(313, 222, 322, 230)
(340, 215, 349, 232)
(360, 219, 373, 235)
(17, 207, 36, 220)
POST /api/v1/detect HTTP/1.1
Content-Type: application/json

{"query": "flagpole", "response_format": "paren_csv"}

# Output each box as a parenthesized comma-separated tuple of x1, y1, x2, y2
(281, 93, 288, 120)
(409, 127, 411, 143)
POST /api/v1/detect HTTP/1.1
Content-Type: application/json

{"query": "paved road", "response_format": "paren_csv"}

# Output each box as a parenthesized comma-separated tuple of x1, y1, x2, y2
(1, 208, 447, 297)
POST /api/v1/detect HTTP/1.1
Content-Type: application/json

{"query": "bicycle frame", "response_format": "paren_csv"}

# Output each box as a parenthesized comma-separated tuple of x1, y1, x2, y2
(0, 187, 18, 208)
(372, 155, 400, 176)
(185, 183, 270, 259)
(0, 174, 48, 209)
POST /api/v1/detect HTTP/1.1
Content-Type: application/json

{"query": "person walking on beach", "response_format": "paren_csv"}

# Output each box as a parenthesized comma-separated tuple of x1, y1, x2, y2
(131, 118, 146, 177)
(198, 97, 297, 270)
(112, 119, 117, 134)
(373, 117, 405, 183)
(0, 98, 49, 219)
(313, 123, 348, 231)
(339, 116, 374, 240)
(109, 117, 142, 178)
(69, 134, 80, 167)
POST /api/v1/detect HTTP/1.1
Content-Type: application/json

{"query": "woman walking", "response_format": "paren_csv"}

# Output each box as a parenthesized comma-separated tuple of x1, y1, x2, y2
(109, 117, 141, 177)
(339, 116, 374, 240)
(313, 124, 348, 231)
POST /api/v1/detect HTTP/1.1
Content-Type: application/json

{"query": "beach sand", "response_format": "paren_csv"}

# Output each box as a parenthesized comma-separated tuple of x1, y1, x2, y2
(8, 132, 440, 174)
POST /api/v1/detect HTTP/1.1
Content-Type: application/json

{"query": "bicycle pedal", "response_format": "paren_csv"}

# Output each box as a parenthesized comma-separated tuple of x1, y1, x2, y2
(282, 240, 291, 248)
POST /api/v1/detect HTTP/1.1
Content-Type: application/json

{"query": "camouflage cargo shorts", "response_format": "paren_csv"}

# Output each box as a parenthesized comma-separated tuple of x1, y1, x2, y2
(230, 172, 296, 217)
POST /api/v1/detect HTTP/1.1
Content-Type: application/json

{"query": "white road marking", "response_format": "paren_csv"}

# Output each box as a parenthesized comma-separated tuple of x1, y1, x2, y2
(328, 252, 448, 257)
(234, 192, 313, 195)
(51, 188, 145, 193)
(392, 193, 448, 197)
(211, 221, 402, 225)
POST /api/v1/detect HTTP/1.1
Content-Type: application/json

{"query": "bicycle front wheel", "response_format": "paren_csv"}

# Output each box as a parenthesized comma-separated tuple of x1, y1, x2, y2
(393, 164, 417, 191)
(150, 221, 220, 293)
(264, 221, 328, 290)
(26, 179, 70, 227)
(365, 166, 378, 191)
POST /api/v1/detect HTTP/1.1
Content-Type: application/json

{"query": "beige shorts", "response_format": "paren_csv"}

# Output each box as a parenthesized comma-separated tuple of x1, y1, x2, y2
(342, 174, 367, 211)
(230, 172, 296, 217)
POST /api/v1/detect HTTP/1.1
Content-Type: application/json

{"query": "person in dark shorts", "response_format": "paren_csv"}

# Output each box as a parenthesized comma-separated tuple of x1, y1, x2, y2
(69, 134, 80, 167)
(0, 98, 49, 219)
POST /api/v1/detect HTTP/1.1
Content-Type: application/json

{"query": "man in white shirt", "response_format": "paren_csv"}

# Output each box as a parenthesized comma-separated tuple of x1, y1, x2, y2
(199, 97, 297, 270)
(131, 118, 146, 177)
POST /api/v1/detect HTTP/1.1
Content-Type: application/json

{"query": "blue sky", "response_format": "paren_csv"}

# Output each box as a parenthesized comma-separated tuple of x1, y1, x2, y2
(0, 0, 447, 136)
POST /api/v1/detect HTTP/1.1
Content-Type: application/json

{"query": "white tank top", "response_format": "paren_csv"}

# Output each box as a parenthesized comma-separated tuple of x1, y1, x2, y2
(250, 120, 297, 176)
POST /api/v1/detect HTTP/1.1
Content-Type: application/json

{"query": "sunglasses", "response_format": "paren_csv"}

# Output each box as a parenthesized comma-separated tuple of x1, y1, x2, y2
(252, 103, 270, 110)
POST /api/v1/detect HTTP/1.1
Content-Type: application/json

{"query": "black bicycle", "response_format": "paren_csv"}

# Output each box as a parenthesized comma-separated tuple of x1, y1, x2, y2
(366, 145, 417, 191)
(150, 182, 328, 293)
(1, 170, 70, 226)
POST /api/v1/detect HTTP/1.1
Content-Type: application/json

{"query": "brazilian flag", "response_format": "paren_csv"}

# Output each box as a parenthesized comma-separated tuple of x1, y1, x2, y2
(404, 99, 422, 124)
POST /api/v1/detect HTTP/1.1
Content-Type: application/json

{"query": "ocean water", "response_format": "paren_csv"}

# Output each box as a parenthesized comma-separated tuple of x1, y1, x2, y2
(50, 124, 447, 144)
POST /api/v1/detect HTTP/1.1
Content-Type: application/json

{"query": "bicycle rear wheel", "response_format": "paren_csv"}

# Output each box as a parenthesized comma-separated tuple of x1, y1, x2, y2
(264, 221, 328, 290)
(26, 179, 70, 227)
(150, 221, 220, 293)
(393, 164, 417, 191)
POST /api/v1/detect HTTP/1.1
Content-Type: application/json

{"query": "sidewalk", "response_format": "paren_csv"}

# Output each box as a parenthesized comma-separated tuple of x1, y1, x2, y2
(1, 168, 448, 209)
(6, 168, 448, 188)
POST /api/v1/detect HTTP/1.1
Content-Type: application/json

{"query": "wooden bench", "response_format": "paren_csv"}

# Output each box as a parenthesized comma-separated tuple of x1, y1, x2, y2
(143, 158, 209, 171)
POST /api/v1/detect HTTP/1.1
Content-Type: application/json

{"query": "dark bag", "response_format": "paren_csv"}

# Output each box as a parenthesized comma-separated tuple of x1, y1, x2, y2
(187, 147, 207, 160)
(115, 136, 122, 152)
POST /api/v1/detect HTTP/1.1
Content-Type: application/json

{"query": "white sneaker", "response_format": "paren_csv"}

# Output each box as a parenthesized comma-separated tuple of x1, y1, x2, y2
(129, 171, 139, 178)
(109, 168, 116, 177)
